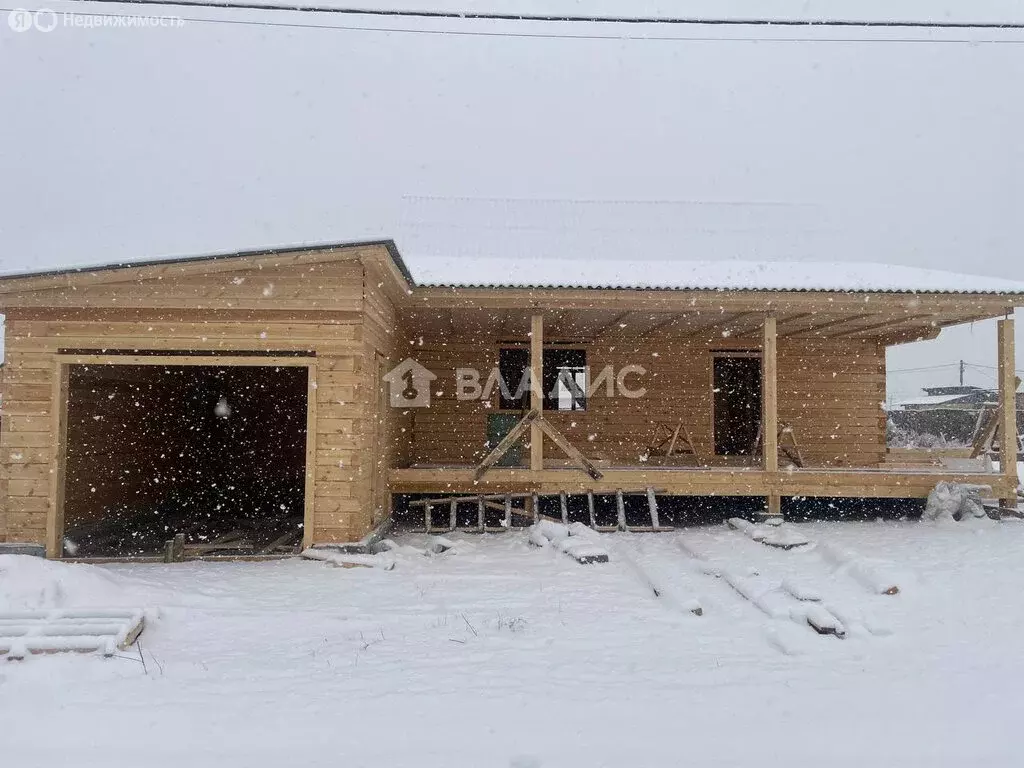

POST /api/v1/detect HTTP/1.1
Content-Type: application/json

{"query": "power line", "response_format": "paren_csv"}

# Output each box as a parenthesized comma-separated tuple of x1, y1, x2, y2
(59, 1, 1024, 30)
(10, 4, 1024, 43)
(888, 364, 959, 374)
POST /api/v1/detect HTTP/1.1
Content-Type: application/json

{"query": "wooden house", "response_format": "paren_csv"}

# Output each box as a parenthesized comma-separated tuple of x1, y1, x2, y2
(0, 240, 1020, 558)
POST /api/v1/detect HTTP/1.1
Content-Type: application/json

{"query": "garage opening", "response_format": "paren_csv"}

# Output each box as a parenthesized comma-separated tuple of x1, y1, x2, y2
(61, 362, 310, 558)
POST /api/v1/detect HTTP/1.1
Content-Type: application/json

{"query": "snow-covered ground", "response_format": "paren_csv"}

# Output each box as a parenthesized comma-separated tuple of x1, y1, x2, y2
(2, 519, 1024, 767)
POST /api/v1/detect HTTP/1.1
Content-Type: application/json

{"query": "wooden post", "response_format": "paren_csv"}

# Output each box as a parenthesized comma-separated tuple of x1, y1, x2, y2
(646, 487, 660, 529)
(587, 491, 596, 528)
(531, 492, 540, 523)
(616, 490, 627, 531)
(559, 491, 569, 524)
(449, 500, 457, 531)
(504, 495, 513, 529)
(424, 501, 432, 534)
(762, 315, 781, 516)
(477, 496, 486, 532)
(530, 314, 544, 472)
(998, 318, 1018, 507)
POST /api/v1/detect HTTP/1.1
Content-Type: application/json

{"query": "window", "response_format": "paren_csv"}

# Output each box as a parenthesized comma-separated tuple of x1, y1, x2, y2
(498, 348, 530, 410)
(497, 347, 587, 411)
(544, 348, 586, 411)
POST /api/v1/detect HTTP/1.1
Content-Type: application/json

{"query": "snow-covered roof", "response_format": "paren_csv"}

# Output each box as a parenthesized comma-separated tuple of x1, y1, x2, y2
(410, 256, 1024, 294)
(3, 242, 1024, 297)
(894, 394, 974, 407)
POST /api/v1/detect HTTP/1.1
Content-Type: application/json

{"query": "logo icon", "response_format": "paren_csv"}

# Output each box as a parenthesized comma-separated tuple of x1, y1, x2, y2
(8, 8, 57, 31)
(382, 359, 436, 408)
(8, 9, 34, 31)
(34, 8, 57, 31)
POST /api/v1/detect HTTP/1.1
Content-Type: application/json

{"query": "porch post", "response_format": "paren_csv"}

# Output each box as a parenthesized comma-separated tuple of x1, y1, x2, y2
(762, 315, 781, 516)
(530, 314, 544, 472)
(998, 318, 1018, 508)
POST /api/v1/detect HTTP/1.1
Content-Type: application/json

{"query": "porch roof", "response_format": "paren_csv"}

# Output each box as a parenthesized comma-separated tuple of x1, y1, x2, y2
(410, 256, 1024, 295)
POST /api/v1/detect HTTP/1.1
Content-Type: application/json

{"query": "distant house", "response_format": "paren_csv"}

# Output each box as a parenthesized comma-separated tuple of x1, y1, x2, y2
(0, 241, 1020, 558)
(896, 386, 996, 412)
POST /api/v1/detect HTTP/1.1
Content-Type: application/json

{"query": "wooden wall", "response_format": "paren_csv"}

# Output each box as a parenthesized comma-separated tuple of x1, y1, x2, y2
(401, 334, 886, 469)
(0, 251, 404, 550)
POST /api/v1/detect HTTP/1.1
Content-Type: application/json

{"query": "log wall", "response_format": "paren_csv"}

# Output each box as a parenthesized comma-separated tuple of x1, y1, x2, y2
(0, 252, 402, 549)
(402, 334, 886, 469)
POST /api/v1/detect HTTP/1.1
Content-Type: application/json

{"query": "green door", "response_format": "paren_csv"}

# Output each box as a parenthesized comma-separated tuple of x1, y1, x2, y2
(487, 413, 524, 467)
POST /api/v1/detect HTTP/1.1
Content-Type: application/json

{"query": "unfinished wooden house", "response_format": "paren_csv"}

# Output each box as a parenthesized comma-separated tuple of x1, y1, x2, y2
(0, 241, 1020, 558)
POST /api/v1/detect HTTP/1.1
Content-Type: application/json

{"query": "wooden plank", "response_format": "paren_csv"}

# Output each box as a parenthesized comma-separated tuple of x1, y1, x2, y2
(46, 364, 69, 559)
(530, 314, 544, 472)
(762, 316, 779, 477)
(559, 491, 569, 524)
(54, 354, 315, 368)
(304, 362, 318, 550)
(998, 318, 1018, 507)
(616, 490, 626, 531)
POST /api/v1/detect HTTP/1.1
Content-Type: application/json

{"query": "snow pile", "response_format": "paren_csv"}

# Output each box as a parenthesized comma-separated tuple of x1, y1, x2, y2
(528, 521, 609, 564)
(923, 481, 988, 522)
(301, 548, 396, 570)
(727, 517, 810, 549)
(0, 555, 132, 612)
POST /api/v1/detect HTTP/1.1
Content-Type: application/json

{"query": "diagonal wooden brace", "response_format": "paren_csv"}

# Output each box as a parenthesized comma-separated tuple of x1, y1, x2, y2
(536, 417, 604, 480)
(473, 409, 539, 480)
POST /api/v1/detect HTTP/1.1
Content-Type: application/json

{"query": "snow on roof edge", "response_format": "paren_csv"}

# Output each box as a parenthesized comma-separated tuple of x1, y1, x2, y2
(2, 243, 1023, 296)
(409, 256, 1024, 295)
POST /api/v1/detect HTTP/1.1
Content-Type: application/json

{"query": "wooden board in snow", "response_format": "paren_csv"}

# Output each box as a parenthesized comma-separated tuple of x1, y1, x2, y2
(529, 521, 609, 564)
(727, 518, 810, 550)
(0, 608, 145, 659)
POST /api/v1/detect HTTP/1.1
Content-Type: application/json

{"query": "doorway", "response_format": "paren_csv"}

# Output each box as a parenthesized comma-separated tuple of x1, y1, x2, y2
(712, 353, 762, 456)
(58, 357, 315, 558)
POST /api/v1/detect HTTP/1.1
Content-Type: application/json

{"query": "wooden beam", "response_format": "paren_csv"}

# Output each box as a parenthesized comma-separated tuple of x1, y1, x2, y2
(762, 316, 779, 482)
(536, 418, 604, 480)
(678, 312, 745, 339)
(828, 314, 934, 339)
(47, 364, 70, 559)
(303, 362, 318, 551)
(530, 314, 544, 472)
(390, 466, 1017, 500)
(877, 325, 943, 347)
(588, 311, 637, 342)
(998, 318, 1018, 507)
(406, 287, 1019, 318)
(734, 312, 812, 338)
(782, 314, 874, 338)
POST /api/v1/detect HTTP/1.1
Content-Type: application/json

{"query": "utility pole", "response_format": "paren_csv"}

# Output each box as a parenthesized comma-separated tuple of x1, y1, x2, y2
(960, 359, 965, 386)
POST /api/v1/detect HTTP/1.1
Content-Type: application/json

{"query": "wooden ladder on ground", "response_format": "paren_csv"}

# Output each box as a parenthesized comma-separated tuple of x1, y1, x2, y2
(408, 488, 672, 534)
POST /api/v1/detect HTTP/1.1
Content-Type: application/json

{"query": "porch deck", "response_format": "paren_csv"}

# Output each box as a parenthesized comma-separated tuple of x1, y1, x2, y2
(389, 464, 1015, 500)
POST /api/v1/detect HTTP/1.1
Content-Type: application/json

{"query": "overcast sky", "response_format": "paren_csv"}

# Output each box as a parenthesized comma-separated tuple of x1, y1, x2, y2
(1, 1, 1021, 400)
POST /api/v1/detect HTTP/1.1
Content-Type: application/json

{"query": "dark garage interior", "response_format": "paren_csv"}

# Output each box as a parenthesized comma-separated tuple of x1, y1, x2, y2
(61, 363, 309, 558)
